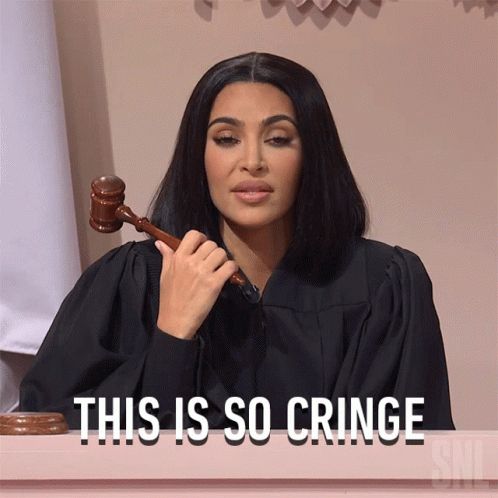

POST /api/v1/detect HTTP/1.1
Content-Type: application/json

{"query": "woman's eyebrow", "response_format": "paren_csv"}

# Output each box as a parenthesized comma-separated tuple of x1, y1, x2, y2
(263, 114, 297, 128)
(207, 114, 297, 129)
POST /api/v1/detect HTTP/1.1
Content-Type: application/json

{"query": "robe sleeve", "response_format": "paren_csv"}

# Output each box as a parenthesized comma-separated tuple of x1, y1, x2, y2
(19, 241, 203, 429)
(344, 245, 455, 430)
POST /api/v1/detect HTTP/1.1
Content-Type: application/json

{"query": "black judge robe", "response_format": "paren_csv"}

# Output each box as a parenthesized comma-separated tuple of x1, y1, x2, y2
(19, 237, 455, 430)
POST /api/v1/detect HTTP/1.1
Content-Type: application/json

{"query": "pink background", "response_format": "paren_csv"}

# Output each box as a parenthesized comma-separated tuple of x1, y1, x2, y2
(51, 0, 497, 429)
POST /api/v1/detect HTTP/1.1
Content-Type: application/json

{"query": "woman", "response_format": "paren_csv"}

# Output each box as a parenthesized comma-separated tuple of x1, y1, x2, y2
(20, 52, 455, 430)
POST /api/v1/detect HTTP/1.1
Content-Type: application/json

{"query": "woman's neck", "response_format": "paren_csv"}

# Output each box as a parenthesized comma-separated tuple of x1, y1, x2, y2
(220, 216, 294, 293)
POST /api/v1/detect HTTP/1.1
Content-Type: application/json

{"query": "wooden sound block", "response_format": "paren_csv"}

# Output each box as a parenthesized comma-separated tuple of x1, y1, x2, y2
(0, 412, 68, 435)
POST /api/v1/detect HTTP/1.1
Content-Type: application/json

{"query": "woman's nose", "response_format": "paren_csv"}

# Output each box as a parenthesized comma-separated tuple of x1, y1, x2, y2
(239, 139, 266, 173)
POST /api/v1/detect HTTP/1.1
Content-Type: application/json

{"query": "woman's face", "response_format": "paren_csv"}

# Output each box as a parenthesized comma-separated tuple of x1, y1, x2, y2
(204, 82, 302, 233)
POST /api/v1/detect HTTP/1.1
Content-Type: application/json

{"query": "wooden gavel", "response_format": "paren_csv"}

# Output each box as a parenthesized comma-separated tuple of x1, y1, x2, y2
(89, 175, 246, 286)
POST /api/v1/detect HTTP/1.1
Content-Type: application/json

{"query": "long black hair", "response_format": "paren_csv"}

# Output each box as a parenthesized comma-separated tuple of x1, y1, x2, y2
(149, 52, 368, 281)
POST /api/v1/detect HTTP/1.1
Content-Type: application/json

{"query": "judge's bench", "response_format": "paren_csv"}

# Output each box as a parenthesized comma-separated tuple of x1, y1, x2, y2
(0, 430, 496, 496)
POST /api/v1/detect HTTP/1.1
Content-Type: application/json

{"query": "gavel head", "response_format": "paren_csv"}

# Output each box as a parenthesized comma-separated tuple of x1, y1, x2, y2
(89, 175, 126, 233)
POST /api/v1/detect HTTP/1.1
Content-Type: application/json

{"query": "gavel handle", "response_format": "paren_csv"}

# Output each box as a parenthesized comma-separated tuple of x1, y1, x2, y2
(115, 205, 246, 286)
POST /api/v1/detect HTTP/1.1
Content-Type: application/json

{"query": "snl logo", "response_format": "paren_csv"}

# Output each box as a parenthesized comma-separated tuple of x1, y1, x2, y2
(431, 438, 490, 490)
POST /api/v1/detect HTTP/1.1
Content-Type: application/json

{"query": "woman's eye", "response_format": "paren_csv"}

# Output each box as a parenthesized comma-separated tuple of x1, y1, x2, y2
(267, 136, 291, 146)
(213, 136, 239, 146)
(212, 136, 291, 147)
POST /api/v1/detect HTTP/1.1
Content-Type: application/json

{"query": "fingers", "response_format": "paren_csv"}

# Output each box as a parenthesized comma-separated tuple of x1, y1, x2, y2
(215, 260, 239, 282)
(154, 230, 237, 284)
(154, 240, 174, 258)
(176, 230, 208, 256)
(194, 240, 218, 261)
(192, 237, 233, 273)
(202, 246, 229, 271)
(155, 240, 174, 273)
(176, 230, 231, 272)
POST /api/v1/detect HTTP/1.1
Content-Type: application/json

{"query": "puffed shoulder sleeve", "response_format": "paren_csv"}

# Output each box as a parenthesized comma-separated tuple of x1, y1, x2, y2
(19, 241, 203, 429)
(344, 245, 455, 430)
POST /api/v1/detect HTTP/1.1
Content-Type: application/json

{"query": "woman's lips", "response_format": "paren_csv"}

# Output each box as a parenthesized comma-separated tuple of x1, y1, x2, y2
(231, 180, 273, 204)
(233, 191, 271, 203)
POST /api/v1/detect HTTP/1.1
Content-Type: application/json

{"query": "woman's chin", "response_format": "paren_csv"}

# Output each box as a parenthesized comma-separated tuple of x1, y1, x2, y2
(222, 215, 280, 233)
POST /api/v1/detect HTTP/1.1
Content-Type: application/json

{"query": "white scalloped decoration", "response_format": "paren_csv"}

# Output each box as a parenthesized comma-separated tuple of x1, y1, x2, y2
(202, 0, 354, 11)
(292, 0, 353, 10)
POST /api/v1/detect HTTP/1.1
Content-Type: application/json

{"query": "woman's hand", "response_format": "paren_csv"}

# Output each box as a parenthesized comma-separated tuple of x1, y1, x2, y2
(155, 230, 238, 340)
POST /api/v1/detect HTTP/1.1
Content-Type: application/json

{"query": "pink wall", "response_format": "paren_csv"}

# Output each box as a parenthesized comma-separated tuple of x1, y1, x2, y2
(52, 0, 497, 429)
